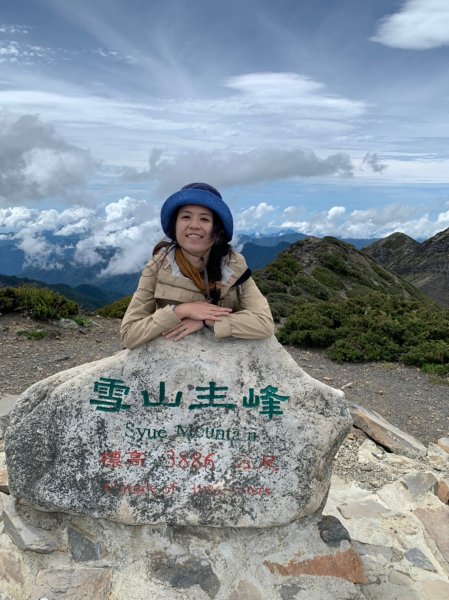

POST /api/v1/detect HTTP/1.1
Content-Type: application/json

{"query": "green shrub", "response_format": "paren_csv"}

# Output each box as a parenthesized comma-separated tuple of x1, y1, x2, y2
(277, 291, 449, 376)
(318, 252, 349, 275)
(420, 363, 449, 378)
(290, 274, 330, 300)
(327, 332, 400, 363)
(277, 303, 340, 347)
(312, 266, 344, 290)
(97, 296, 132, 319)
(0, 286, 78, 320)
(401, 340, 449, 367)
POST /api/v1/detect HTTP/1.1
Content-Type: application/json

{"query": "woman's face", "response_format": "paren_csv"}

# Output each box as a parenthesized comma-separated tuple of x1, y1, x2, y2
(175, 204, 214, 256)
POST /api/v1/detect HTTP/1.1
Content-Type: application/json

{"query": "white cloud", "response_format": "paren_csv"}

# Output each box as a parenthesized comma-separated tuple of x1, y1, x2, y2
(236, 202, 276, 230)
(327, 206, 346, 220)
(349, 204, 421, 226)
(0, 112, 95, 205)
(130, 148, 354, 196)
(372, 0, 449, 50)
(224, 73, 366, 117)
(3, 196, 449, 274)
(0, 206, 37, 229)
(0, 25, 29, 35)
(0, 195, 163, 274)
(0, 38, 53, 64)
(16, 234, 64, 270)
(280, 202, 449, 240)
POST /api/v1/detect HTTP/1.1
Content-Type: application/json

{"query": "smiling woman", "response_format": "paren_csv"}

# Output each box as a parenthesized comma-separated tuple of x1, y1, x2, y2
(120, 183, 274, 349)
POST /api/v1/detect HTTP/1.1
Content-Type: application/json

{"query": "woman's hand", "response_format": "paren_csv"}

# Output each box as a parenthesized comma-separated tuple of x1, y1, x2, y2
(162, 318, 205, 341)
(173, 302, 232, 322)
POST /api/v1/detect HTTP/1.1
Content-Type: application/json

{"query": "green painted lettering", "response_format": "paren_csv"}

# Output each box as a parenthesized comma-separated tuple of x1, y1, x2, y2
(125, 421, 135, 440)
(176, 424, 194, 439)
(136, 427, 147, 442)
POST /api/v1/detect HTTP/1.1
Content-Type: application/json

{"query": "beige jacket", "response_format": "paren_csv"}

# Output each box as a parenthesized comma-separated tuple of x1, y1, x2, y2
(120, 248, 274, 349)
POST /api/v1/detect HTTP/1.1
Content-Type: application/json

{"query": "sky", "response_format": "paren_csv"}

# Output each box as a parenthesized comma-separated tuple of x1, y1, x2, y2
(1, 0, 449, 275)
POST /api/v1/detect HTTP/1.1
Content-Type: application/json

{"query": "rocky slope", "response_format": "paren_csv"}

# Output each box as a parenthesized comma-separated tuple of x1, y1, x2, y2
(364, 227, 449, 308)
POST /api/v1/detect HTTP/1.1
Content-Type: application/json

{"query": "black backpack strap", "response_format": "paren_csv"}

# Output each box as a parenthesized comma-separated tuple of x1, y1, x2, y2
(232, 268, 252, 288)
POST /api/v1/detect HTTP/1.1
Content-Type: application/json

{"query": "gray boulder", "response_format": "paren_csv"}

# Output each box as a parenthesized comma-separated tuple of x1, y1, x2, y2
(6, 332, 350, 527)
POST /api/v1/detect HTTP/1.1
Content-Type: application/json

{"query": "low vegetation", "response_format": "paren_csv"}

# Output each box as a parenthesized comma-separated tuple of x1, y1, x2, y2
(254, 237, 430, 322)
(17, 329, 51, 340)
(0, 286, 79, 320)
(277, 292, 449, 377)
(97, 296, 131, 319)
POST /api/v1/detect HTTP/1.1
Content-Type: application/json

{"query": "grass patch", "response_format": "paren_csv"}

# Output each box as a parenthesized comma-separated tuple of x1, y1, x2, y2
(69, 315, 92, 327)
(17, 329, 50, 340)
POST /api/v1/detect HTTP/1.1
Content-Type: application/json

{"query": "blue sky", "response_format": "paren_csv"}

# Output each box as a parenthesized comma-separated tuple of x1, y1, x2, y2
(1, 0, 449, 274)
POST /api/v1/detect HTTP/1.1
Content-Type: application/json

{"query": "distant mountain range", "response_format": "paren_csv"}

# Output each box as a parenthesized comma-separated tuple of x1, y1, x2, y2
(363, 227, 449, 308)
(4, 227, 447, 312)
(0, 231, 380, 306)
(0, 274, 111, 311)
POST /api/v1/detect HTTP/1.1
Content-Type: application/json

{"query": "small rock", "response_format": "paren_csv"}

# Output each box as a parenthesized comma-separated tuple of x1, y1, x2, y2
(56, 318, 79, 330)
(350, 404, 427, 459)
(2, 496, 59, 554)
(358, 439, 383, 464)
(337, 498, 390, 520)
(400, 472, 438, 499)
(414, 506, 449, 564)
(264, 548, 367, 584)
(68, 526, 104, 563)
(436, 480, 449, 504)
(389, 570, 413, 586)
(0, 549, 24, 586)
(31, 567, 112, 600)
(149, 553, 220, 599)
(318, 515, 351, 547)
(0, 465, 8, 494)
(437, 437, 449, 454)
(229, 580, 263, 600)
(427, 443, 449, 469)
(404, 548, 437, 572)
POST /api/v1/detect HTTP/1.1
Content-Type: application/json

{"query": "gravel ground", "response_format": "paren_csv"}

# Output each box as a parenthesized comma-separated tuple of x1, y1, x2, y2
(0, 314, 123, 394)
(1, 313, 447, 447)
(285, 346, 449, 445)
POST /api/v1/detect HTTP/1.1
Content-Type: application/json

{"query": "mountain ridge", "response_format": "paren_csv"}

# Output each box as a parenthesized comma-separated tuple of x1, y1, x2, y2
(363, 227, 449, 307)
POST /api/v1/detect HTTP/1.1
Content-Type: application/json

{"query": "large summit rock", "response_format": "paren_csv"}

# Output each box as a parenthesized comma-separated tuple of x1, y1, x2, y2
(6, 332, 350, 527)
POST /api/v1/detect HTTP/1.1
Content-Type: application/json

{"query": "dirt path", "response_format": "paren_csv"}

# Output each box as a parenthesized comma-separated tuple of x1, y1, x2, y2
(1, 314, 447, 444)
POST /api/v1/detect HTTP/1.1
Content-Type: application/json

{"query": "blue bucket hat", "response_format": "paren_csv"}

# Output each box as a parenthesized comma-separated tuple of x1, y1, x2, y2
(161, 183, 233, 242)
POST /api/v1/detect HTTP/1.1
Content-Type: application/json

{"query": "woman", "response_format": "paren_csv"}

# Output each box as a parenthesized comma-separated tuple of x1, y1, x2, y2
(120, 183, 274, 349)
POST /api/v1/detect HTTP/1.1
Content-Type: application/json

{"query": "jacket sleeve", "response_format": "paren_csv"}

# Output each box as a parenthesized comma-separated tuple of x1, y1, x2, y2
(120, 259, 182, 350)
(213, 277, 274, 340)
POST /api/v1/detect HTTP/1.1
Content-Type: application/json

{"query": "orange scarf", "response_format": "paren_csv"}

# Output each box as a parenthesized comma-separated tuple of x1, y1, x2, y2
(175, 248, 216, 297)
